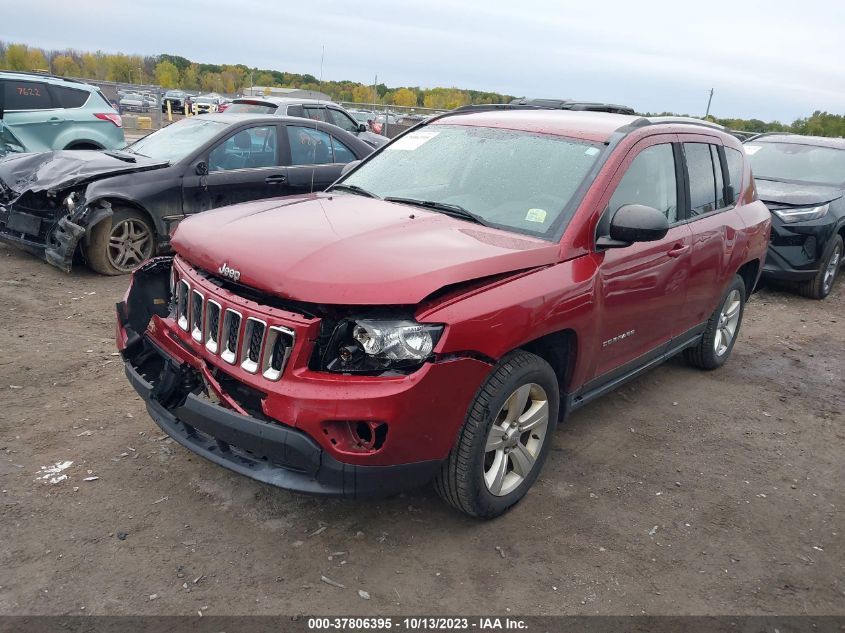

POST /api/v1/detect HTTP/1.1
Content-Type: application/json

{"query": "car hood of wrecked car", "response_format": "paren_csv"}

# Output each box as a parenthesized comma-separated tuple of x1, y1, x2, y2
(0, 150, 169, 195)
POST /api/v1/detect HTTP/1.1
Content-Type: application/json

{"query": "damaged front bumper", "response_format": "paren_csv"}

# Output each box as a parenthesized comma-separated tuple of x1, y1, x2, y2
(0, 194, 111, 272)
(115, 258, 488, 497)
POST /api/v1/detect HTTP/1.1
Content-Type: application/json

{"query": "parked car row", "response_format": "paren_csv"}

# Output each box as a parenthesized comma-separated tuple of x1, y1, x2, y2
(0, 77, 842, 518)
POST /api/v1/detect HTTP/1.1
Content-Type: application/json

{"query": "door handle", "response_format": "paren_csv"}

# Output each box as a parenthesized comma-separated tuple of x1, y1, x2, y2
(265, 174, 287, 184)
(667, 244, 690, 258)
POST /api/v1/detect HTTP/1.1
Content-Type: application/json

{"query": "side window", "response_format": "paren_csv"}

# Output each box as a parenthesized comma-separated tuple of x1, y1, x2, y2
(4, 80, 53, 110)
(327, 108, 359, 134)
(302, 106, 327, 122)
(725, 147, 743, 203)
(208, 126, 278, 172)
(330, 135, 357, 164)
(287, 126, 334, 165)
(684, 143, 718, 216)
(49, 85, 89, 109)
(608, 143, 678, 223)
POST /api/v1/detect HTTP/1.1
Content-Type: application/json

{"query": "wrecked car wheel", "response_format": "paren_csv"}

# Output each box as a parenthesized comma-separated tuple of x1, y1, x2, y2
(434, 350, 559, 518)
(85, 208, 155, 275)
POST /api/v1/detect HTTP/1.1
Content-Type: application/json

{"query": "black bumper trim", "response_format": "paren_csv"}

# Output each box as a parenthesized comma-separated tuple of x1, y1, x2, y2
(124, 359, 441, 498)
(762, 247, 818, 281)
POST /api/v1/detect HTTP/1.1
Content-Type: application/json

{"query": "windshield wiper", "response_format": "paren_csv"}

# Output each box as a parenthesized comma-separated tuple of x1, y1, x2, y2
(329, 183, 380, 199)
(384, 197, 487, 226)
(103, 150, 138, 162)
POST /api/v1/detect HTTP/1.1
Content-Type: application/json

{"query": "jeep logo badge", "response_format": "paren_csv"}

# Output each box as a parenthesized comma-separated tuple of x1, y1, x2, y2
(218, 262, 241, 282)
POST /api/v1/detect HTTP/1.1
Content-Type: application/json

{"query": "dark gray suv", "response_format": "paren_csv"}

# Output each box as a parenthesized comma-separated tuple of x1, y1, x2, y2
(226, 97, 389, 148)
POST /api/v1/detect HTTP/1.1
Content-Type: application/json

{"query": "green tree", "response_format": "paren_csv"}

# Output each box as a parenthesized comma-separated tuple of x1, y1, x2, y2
(4, 44, 30, 70)
(52, 54, 80, 77)
(391, 87, 417, 107)
(154, 60, 180, 88)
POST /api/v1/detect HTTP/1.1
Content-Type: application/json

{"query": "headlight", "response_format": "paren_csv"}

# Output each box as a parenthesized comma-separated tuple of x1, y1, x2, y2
(63, 191, 79, 213)
(320, 318, 444, 374)
(772, 203, 830, 224)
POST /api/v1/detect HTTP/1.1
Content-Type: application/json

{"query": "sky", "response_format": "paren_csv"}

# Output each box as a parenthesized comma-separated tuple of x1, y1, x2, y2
(2, 0, 844, 122)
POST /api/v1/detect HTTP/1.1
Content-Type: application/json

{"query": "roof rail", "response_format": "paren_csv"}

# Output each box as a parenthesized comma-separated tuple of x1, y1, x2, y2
(451, 103, 541, 114)
(510, 98, 635, 115)
(0, 69, 85, 85)
(645, 116, 725, 130)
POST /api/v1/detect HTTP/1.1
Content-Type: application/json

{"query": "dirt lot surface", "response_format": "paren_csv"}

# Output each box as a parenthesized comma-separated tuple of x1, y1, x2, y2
(0, 242, 842, 616)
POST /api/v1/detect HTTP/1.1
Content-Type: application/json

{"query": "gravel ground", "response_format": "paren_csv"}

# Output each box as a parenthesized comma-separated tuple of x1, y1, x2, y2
(0, 242, 842, 616)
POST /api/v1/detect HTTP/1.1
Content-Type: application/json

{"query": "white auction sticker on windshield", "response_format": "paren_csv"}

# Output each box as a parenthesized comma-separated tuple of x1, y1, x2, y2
(744, 145, 761, 155)
(525, 208, 547, 223)
(388, 130, 440, 151)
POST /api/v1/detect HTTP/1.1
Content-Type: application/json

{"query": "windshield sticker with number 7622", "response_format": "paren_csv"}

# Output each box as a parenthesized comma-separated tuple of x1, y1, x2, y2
(387, 130, 440, 151)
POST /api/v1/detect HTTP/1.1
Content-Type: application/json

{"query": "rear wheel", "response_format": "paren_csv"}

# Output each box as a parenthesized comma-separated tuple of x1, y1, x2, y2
(684, 275, 746, 370)
(84, 207, 155, 275)
(434, 350, 559, 518)
(797, 235, 842, 300)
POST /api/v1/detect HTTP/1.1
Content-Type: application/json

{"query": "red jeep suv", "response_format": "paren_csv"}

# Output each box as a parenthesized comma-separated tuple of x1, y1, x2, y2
(117, 107, 770, 518)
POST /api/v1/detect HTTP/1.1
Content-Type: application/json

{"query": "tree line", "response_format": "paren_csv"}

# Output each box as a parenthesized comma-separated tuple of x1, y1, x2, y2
(1, 40, 843, 136)
(0, 41, 512, 110)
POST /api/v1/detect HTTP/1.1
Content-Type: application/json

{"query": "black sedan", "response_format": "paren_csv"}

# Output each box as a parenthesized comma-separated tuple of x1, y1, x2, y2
(0, 114, 373, 274)
(746, 134, 845, 299)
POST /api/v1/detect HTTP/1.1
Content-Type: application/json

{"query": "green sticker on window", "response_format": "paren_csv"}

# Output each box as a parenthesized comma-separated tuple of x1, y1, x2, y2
(525, 208, 547, 223)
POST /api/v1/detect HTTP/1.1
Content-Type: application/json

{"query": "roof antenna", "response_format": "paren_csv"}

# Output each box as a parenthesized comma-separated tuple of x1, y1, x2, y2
(310, 44, 325, 194)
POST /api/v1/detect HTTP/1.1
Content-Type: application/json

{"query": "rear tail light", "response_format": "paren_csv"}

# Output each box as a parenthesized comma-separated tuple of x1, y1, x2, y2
(94, 112, 123, 128)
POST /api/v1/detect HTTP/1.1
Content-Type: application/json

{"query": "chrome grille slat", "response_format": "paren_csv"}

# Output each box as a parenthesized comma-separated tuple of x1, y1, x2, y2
(221, 309, 242, 365)
(240, 318, 266, 374)
(190, 290, 204, 342)
(262, 326, 295, 381)
(176, 280, 190, 331)
(205, 300, 221, 353)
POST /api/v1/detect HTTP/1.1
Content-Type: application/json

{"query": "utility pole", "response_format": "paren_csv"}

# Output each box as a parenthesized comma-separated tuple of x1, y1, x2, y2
(705, 88, 714, 118)
(373, 74, 378, 108)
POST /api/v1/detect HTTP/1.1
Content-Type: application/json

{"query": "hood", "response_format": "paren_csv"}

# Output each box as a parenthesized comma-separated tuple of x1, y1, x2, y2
(0, 150, 169, 194)
(755, 179, 843, 208)
(172, 193, 560, 305)
(359, 131, 389, 148)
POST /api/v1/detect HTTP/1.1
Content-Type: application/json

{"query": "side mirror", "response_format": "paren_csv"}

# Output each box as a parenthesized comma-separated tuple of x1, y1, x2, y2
(598, 204, 669, 248)
(340, 160, 361, 177)
(357, 123, 367, 133)
(195, 162, 208, 176)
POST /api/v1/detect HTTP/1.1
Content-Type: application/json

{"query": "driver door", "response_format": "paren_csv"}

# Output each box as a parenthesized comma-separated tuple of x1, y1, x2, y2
(590, 137, 693, 381)
(182, 123, 288, 214)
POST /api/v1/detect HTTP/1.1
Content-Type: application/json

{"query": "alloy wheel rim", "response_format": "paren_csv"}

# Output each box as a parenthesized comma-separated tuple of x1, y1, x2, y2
(483, 383, 549, 497)
(714, 289, 742, 356)
(108, 219, 152, 271)
(822, 245, 841, 294)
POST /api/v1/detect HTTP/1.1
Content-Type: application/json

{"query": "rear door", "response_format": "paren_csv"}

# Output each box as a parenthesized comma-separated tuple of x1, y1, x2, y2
(677, 135, 747, 329)
(282, 124, 359, 194)
(590, 136, 693, 381)
(1, 78, 61, 151)
(183, 123, 287, 213)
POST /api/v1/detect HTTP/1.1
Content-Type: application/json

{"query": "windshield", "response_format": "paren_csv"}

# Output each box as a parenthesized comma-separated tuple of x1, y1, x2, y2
(338, 124, 602, 238)
(227, 102, 277, 115)
(127, 118, 227, 162)
(746, 142, 845, 186)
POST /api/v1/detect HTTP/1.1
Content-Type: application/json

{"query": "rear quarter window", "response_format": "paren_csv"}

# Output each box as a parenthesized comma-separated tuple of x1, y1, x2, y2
(3, 80, 54, 110)
(725, 147, 743, 203)
(49, 85, 90, 108)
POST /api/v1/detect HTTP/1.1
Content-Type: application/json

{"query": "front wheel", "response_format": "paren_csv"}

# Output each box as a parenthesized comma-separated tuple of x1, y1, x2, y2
(434, 350, 559, 518)
(684, 275, 746, 370)
(84, 208, 155, 275)
(798, 235, 842, 300)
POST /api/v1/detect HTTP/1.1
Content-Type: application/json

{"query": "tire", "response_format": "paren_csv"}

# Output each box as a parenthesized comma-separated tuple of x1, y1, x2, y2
(434, 350, 559, 518)
(797, 235, 842, 300)
(84, 207, 155, 275)
(684, 275, 746, 370)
